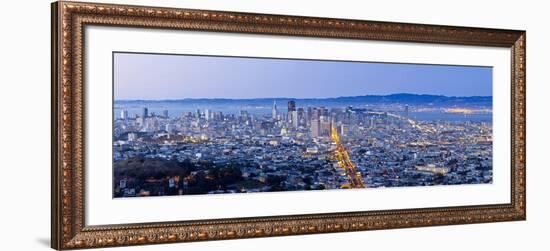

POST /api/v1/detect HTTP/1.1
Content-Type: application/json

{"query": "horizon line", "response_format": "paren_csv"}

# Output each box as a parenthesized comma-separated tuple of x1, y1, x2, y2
(114, 93, 493, 102)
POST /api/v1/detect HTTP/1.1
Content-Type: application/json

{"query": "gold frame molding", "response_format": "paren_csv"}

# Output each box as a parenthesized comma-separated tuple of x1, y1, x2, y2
(51, 1, 526, 250)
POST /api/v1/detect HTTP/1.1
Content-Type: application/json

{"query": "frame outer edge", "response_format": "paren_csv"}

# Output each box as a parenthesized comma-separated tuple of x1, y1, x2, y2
(51, 1, 62, 250)
(511, 32, 526, 220)
(51, 1, 527, 249)
(520, 32, 526, 220)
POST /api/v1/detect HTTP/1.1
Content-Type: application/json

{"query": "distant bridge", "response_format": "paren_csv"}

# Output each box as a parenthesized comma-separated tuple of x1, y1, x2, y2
(367, 111, 436, 134)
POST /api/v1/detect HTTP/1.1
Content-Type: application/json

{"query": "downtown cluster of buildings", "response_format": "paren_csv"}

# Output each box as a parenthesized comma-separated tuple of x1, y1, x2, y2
(113, 100, 493, 197)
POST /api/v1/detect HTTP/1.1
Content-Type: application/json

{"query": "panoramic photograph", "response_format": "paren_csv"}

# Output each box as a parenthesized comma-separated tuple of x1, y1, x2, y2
(112, 52, 493, 198)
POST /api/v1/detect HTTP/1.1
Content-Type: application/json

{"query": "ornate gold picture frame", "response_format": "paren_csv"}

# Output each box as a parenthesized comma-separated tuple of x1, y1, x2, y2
(51, 1, 526, 249)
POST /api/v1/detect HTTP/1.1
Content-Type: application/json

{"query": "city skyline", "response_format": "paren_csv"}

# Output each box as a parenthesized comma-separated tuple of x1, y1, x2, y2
(114, 52, 493, 100)
(113, 52, 493, 198)
(113, 98, 493, 197)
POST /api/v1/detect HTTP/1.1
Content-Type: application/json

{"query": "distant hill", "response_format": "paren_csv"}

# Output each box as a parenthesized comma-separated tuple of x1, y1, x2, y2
(322, 93, 492, 104)
(116, 93, 492, 106)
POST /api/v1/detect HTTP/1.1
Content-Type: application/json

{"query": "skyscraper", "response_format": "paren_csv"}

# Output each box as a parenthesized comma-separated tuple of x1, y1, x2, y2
(120, 110, 128, 120)
(312, 107, 320, 120)
(319, 106, 328, 117)
(320, 116, 331, 137)
(287, 100, 296, 124)
(272, 100, 278, 120)
(297, 108, 305, 127)
(213, 111, 223, 121)
(287, 100, 296, 112)
(310, 119, 320, 138)
(141, 107, 148, 119)
(404, 105, 409, 118)
(292, 110, 299, 129)
(205, 109, 210, 121)
(162, 109, 169, 119)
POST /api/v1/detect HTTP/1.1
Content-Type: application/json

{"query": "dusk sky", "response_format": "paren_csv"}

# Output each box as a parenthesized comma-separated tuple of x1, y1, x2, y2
(114, 52, 492, 100)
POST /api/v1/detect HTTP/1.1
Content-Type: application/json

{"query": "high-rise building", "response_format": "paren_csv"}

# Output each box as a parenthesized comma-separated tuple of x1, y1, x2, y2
(319, 116, 331, 137)
(287, 100, 296, 112)
(213, 111, 223, 121)
(404, 105, 409, 118)
(141, 107, 148, 119)
(287, 100, 296, 124)
(205, 109, 210, 121)
(310, 119, 320, 138)
(312, 107, 320, 120)
(120, 110, 128, 120)
(240, 110, 249, 122)
(162, 110, 169, 119)
(339, 124, 349, 135)
(291, 110, 299, 128)
(272, 101, 278, 120)
(319, 106, 328, 117)
(297, 108, 305, 126)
